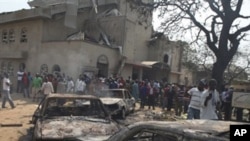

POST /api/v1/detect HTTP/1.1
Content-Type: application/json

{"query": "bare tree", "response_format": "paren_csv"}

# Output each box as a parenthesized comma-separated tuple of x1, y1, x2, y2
(129, 0, 250, 90)
(182, 44, 214, 75)
(183, 45, 250, 85)
(224, 50, 250, 84)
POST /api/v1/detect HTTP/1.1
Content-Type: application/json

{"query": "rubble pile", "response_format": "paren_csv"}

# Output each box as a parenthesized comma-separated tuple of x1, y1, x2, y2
(123, 110, 187, 125)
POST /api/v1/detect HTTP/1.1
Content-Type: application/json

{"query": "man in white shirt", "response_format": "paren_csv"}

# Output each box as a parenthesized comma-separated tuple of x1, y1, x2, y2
(200, 79, 221, 120)
(187, 79, 207, 119)
(76, 78, 86, 95)
(41, 77, 54, 96)
(66, 77, 74, 93)
(2, 73, 15, 109)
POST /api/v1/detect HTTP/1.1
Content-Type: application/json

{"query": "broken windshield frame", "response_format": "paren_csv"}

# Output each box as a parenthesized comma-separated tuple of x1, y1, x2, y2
(99, 90, 124, 99)
(41, 97, 108, 119)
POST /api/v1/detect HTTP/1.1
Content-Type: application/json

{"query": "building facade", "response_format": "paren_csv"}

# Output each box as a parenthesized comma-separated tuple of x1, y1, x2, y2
(0, 0, 185, 88)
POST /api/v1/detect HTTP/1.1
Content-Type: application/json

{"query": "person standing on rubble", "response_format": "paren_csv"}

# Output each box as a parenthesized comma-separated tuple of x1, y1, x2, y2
(22, 72, 30, 98)
(66, 77, 74, 93)
(200, 79, 221, 120)
(32, 73, 43, 102)
(41, 77, 54, 98)
(76, 77, 86, 95)
(27, 72, 33, 96)
(131, 80, 139, 101)
(174, 84, 184, 116)
(167, 84, 176, 112)
(222, 87, 233, 120)
(148, 83, 156, 110)
(16, 68, 24, 93)
(140, 82, 148, 109)
(162, 84, 170, 110)
(2, 72, 15, 109)
(187, 79, 207, 119)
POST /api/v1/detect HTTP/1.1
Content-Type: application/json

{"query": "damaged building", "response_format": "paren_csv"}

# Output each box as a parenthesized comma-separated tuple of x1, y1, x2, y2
(0, 0, 184, 86)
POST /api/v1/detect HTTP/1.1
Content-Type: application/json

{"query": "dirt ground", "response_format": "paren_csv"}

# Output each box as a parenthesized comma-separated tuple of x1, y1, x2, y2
(0, 93, 38, 141)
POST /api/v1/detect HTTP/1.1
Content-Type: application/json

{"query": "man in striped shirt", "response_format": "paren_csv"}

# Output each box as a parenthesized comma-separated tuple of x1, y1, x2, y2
(187, 79, 207, 119)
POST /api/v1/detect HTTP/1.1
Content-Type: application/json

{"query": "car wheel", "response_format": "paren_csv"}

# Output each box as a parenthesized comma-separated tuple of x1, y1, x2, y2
(119, 108, 126, 119)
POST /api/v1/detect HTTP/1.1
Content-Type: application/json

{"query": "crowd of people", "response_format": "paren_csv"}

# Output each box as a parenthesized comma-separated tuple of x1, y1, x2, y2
(1, 68, 249, 121)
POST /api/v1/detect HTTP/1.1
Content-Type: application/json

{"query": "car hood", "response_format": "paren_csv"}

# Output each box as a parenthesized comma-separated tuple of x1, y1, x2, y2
(37, 117, 120, 140)
(100, 98, 122, 105)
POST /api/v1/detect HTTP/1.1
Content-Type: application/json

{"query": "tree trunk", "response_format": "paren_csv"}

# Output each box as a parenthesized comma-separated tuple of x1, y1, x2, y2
(211, 60, 228, 93)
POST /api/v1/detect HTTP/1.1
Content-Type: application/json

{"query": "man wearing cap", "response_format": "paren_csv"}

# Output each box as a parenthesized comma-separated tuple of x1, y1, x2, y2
(187, 79, 207, 119)
(2, 73, 15, 109)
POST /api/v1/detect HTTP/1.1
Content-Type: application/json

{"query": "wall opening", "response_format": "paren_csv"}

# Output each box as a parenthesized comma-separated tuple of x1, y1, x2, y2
(97, 55, 109, 78)
(40, 64, 48, 76)
(20, 27, 28, 43)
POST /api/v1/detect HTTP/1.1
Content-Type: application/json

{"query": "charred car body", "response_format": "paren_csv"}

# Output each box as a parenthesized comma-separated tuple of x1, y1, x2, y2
(97, 89, 136, 119)
(31, 94, 121, 141)
(107, 120, 250, 141)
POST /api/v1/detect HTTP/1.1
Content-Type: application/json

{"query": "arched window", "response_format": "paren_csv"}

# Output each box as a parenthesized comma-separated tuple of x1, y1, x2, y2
(52, 64, 61, 74)
(163, 54, 169, 63)
(97, 55, 109, 78)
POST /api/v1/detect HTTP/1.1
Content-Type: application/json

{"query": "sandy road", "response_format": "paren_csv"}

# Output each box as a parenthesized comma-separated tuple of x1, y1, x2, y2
(0, 93, 38, 141)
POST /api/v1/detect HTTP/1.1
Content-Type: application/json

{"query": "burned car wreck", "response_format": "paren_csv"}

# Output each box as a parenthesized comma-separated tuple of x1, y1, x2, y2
(97, 89, 136, 119)
(31, 94, 121, 141)
(107, 120, 250, 141)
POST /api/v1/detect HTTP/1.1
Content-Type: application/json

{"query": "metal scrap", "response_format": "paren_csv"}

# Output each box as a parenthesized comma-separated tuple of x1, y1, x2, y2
(0, 123, 23, 127)
(67, 31, 85, 41)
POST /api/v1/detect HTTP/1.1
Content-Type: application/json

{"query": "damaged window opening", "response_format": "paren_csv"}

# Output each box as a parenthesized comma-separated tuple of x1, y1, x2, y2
(40, 64, 48, 75)
(7, 62, 14, 76)
(52, 64, 61, 74)
(44, 98, 105, 118)
(2, 30, 8, 44)
(9, 29, 15, 43)
(19, 63, 26, 71)
(20, 28, 27, 43)
(163, 54, 169, 63)
(0, 62, 6, 74)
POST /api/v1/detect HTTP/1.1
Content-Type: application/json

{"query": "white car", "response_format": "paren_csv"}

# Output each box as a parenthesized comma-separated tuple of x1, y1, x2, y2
(98, 89, 136, 119)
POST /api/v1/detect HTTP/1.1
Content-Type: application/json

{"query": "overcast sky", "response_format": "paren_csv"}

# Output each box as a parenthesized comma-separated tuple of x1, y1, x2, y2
(0, 0, 30, 13)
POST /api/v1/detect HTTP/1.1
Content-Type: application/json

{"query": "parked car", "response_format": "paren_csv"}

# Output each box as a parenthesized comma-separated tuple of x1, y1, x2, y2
(107, 120, 250, 141)
(98, 89, 136, 119)
(31, 94, 121, 141)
